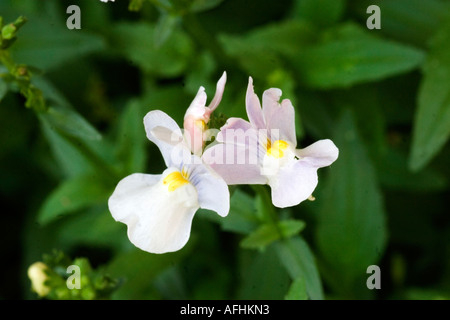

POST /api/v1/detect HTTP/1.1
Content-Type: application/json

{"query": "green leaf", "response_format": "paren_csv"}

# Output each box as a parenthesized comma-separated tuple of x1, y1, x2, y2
(237, 243, 290, 299)
(115, 99, 148, 174)
(37, 173, 112, 225)
(240, 219, 306, 249)
(0, 77, 7, 101)
(105, 247, 190, 299)
(379, 146, 447, 192)
(284, 277, 308, 300)
(292, 23, 425, 88)
(275, 236, 324, 300)
(201, 189, 260, 234)
(409, 20, 450, 171)
(352, 0, 450, 48)
(315, 110, 387, 297)
(112, 21, 194, 77)
(40, 105, 102, 141)
(154, 13, 180, 48)
(291, 0, 347, 27)
(218, 20, 316, 78)
(10, 16, 105, 71)
(190, 0, 224, 13)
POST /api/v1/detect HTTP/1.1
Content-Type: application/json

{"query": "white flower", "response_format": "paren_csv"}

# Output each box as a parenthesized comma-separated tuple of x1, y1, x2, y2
(100, 0, 114, 2)
(108, 110, 229, 254)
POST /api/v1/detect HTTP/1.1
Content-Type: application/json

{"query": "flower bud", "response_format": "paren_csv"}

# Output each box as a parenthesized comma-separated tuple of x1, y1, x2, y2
(27, 262, 50, 297)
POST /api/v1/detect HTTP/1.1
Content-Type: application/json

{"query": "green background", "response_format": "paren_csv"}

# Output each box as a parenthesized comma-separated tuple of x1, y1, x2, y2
(1, 0, 449, 300)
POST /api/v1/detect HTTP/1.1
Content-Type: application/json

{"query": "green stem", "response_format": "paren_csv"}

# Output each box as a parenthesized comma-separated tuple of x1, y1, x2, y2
(251, 184, 284, 238)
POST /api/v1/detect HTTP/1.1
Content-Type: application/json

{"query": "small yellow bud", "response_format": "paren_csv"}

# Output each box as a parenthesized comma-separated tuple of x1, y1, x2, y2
(27, 262, 50, 297)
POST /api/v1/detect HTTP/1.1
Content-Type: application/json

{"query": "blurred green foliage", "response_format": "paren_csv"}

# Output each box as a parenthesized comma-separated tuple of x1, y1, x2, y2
(1, 0, 449, 300)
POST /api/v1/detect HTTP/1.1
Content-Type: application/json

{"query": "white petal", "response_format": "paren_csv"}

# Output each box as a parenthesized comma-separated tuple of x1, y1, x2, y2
(108, 170, 199, 254)
(184, 86, 207, 119)
(207, 71, 227, 112)
(188, 163, 230, 217)
(269, 160, 318, 208)
(295, 139, 339, 168)
(143, 110, 187, 167)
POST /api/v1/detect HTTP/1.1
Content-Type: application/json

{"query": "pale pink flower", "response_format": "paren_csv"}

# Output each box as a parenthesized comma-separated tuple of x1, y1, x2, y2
(183, 72, 227, 155)
(202, 77, 339, 208)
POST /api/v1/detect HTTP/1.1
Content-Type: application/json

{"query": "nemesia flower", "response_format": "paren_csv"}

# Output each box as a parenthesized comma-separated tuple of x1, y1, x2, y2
(108, 110, 229, 254)
(202, 77, 339, 208)
(183, 72, 227, 155)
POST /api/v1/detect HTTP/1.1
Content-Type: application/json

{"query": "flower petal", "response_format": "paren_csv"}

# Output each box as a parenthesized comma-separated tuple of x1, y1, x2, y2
(207, 71, 227, 112)
(184, 86, 208, 119)
(262, 88, 296, 144)
(108, 171, 199, 254)
(188, 163, 230, 217)
(296, 139, 339, 168)
(246, 77, 266, 130)
(269, 159, 319, 208)
(202, 143, 267, 185)
(144, 110, 185, 167)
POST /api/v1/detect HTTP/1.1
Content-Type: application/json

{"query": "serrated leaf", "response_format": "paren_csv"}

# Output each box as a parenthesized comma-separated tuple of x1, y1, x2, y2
(315, 110, 387, 297)
(275, 236, 324, 300)
(292, 23, 425, 88)
(409, 21, 450, 171)
(37, 173, 111, 225)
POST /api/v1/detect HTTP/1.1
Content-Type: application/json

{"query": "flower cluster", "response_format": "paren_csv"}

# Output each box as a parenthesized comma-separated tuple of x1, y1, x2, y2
(108, 72, 338, 254)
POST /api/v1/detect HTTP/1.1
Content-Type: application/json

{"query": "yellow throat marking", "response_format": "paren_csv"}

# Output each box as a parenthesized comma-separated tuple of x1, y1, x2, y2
(163, 169, 190, 192)
(267, 139, 289, 159)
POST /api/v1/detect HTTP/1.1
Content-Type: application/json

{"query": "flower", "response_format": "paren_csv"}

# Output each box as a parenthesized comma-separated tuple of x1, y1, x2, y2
(202, 77, 338, 208)
(108, 110, 229, 254)
(100, 0, 114, 2)
(183, 72, 227, 155)
(28, 262, 50, 297)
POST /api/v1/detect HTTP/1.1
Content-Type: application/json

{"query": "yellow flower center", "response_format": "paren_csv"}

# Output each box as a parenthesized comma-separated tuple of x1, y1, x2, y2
(267, 139, 289, 159)
(163, 169, 190, 192)
(195, 119, 206, 131)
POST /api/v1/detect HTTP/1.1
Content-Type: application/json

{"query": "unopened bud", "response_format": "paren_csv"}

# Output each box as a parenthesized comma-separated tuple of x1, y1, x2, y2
(27, 262, 50, 297)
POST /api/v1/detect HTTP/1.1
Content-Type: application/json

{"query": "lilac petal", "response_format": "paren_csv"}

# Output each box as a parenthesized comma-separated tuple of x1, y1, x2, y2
(216, 117, 257, 146)
(202, 143, 267, 185)
(144, 110, 185, 167)
(262, 88, 296, 144)
(296, 139, 339, 168)
(269, 160, 319, 208)
(246, 77, 266, 130)
(207, 71, 227, 112)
